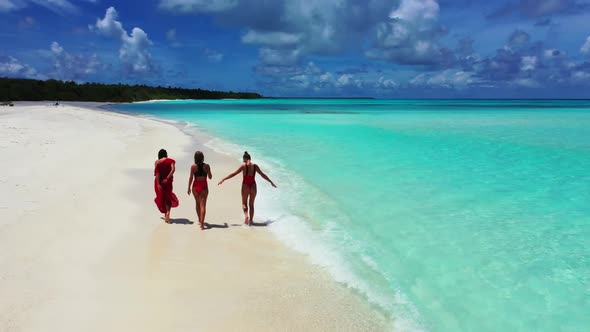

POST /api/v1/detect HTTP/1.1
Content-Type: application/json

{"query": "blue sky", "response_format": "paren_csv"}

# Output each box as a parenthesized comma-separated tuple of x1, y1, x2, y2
(1, 0, 590, 98)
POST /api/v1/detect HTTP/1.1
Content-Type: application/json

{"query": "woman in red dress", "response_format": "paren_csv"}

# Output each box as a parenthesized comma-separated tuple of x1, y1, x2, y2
(218, 151, 276, 225)
(187, 151, 212, 230)
(154, 149, 179, 223)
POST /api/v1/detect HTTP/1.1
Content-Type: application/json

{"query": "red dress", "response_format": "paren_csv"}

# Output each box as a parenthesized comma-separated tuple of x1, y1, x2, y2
(154, 158, 179, 213)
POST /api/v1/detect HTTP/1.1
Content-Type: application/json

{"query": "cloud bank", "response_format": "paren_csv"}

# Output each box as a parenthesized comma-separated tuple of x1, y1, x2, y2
(91, 7, 157, 76)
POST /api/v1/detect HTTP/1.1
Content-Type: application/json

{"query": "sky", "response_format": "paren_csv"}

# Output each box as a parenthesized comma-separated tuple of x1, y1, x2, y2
(1, 0, 590, 98)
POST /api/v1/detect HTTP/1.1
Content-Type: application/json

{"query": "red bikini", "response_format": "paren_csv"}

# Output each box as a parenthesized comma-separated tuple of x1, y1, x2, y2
(193, 179, 208, 193)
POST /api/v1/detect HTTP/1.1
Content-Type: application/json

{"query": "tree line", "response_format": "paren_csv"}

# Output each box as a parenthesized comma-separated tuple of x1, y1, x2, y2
(0, 77, 263, 102)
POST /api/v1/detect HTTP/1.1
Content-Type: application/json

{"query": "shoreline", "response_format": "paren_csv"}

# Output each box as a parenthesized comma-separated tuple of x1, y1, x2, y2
(1, 101, 391, 331)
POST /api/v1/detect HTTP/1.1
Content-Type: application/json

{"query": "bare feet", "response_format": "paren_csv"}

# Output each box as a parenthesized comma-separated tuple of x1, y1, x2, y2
(244, 215, 250, 226)
(200, 221, 205, 230)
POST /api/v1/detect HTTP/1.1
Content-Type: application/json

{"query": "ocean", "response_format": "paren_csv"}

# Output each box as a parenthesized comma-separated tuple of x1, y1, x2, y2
(113, 99, 590, 332)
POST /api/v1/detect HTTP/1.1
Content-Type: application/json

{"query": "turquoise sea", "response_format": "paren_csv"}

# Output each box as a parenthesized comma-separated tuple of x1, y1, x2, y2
(114, 99, 590, 331)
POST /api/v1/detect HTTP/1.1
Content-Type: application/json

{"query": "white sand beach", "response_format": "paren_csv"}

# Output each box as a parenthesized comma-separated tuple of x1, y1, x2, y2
(0, 102, 389, 331)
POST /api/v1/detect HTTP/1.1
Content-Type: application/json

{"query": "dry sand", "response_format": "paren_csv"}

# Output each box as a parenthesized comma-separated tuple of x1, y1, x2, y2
(0, 102, 390, 331)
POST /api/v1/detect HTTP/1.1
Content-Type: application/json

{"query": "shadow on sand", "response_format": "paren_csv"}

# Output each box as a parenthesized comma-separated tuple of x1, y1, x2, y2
(162, 217, 194, 225)
(162, 217, 277, 229)
(229, 219, 277, 227)
(251, 219, 276, 227)
(203, 222, 229, 230)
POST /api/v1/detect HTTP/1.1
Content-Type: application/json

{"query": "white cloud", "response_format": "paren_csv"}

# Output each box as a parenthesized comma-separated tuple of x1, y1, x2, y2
(335, 74, 364, 88)
(336, 74, 352, 87)
(376, 76, 398, 89)
(390, 0, 439, 23)
(49, 41, 105, 79)
(410, 70, 475, 88)
(0, 43, 104, 81)
(120, 29, 155, 74)
(281, 0, 349, 54)
(159, 0, 238, 13)
(376, 23, 410, 48)
(157, 0, 398, 71)
(520, 56, 537, 71)
(242, 30, 301, 47)
(0, 55, 40, 78)
(572, 70, 590, 81)
(319, 72, 333, 83)
(91, 7, 156, 75)
(257, 61, 378, 95)
(51, 41, 64, 55)
(415, 40, 433, 57)
(0, 0, 78, 13)
(0, 0, 18, 12)
(290, 74, 310, 88)
(259, 48, 301, 66)
(581, 36, 590, 55)
(91, 6, 125, 39)
(368, 0, 450, 66)
(36, 0, 77, 13)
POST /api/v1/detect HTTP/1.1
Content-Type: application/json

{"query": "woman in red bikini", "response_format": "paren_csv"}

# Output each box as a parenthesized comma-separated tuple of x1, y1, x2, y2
(154, 149, 179, 223)
(218, 151, 276, 225)
(188, 151, 212, 229)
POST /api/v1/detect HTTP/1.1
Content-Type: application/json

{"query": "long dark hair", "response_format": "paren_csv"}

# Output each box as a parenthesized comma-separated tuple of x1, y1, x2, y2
(243, 151, 251, 161)
(194, 151, 204, 164)
(158, 149, 167, 159)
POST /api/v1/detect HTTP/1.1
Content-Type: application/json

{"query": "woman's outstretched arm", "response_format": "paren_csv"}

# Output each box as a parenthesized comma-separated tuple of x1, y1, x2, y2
(255, 165, 277, 188)
(218, 165, 244, 185)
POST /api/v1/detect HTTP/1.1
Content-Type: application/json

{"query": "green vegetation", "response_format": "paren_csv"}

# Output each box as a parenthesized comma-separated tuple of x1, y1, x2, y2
(0, 77, 263, 102)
